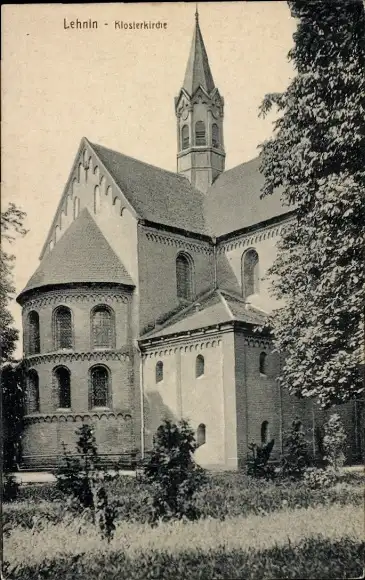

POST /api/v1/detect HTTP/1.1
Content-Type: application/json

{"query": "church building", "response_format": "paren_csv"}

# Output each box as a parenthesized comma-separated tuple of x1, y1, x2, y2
(17, 13, 362, 470)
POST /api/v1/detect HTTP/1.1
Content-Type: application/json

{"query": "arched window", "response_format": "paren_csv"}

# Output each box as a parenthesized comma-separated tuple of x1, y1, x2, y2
(156, 361, 163, 383)
(212, 123, 219, 148)
(197, 423, 206, 446)
(53, 306, 73, 350)
(91, 306, 115, 349)
(54, 366, 71, 409)
(73, 196, 80, 219)
(90, 365, 110, 408)
(27, 370, 40, 414)
(176, 253, 194, 301)
(260, 352, 267, 375)
(28, 311, 40, 355)
(195, 121, 206, 146)
(94, 186, 101, 213)
(181, 125, 189, 150)
(242, 249, 259, 299)
(196, 355, 205, 378)
(261, 421, 269, 445)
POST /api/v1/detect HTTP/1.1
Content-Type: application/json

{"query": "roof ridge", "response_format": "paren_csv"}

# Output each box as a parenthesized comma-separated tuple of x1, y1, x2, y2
(90, 140, 201, 185)
(219, 288, 247, 303)
(217, 290, 235, 320)
(140, 288, 218, 338)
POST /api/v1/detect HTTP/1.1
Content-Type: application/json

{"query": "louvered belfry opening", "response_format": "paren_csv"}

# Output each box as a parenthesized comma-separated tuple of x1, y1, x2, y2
(195, 121, 206, 146)
(182, 125, 190, 149)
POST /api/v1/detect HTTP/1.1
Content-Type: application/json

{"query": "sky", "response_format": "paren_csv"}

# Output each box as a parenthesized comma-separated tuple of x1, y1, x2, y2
(2, 2, 296, 356)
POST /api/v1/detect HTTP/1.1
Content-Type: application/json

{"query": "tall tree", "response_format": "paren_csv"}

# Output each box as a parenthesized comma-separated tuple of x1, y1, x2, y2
(0, 202, 27, 363)
(1, 204, 27, 474)
(259, 0, 365, 408)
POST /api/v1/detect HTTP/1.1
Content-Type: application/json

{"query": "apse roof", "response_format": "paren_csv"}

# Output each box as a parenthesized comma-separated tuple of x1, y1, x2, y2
(17, 208, 133, 302)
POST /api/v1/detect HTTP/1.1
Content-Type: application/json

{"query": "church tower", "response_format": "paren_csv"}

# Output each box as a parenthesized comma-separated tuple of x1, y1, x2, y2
(175, 10, 225, 193)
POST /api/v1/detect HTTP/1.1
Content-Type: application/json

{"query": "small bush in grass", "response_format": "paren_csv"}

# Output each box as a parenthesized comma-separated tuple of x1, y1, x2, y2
(280, 419, 311, 480)
(247, 439, 275, 479)
(3, 474, 19, 502)
(143, 419, 208, 523)
(56, 424, 116, 539)
(323, 413, 347, 471)
(303, 467, 337, 490)
(95, 487, 116, 542)
(56, 425, 100, 509)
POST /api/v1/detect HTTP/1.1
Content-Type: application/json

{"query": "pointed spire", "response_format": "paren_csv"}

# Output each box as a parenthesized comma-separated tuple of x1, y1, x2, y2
(182, 10, 215, 96)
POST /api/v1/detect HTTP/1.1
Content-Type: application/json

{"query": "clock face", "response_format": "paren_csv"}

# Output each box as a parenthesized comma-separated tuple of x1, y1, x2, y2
(211, 105, 220, 119)
(181, 107, 189, 121)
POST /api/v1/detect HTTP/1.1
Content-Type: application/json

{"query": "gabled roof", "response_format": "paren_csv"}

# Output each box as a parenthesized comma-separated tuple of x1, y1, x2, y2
(18, 208, 133, 302)
(205, 156, 292, 238)
(182, 13, 215, 96)
(90, 142, 210, 236)
(139, 289, 266, 341)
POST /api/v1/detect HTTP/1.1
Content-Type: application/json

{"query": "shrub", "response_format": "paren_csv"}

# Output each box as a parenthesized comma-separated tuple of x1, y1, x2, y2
(95, 487, 117, 542)
(322, 413, 347, 471)
(3, 474, 19, 502)
(143, 419, 208, 523)
(247, 439, 275, 479)
(303, 467, 337, 490)
(280, 419, 311, 480)
(56, 425, 100, 509)
(56, 424, 116, 539)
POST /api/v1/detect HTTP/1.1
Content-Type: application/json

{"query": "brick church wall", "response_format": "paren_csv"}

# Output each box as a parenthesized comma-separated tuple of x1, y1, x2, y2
(137, 226, 215, 334)
(21, 285, 135, 466)
(217, 220, 290, 312)
(234, 329, 361, 466)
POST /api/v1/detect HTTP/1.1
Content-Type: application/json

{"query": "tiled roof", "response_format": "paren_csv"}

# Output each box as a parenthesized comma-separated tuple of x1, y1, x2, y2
(221, 290, 268, 325)
(18, 208, 133, 301)
(182, 15, 215, 96)
(90, 142, 210, 236)
(205, 157, 292, 237)
(139, 289, 266, 341)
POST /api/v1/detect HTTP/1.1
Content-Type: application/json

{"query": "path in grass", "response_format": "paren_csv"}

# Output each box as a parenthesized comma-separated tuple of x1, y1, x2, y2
(5, 503, 362, 569)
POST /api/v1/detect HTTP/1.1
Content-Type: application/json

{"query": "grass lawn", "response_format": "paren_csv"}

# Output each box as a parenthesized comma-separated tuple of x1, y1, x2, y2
(3, 471, 364, 579)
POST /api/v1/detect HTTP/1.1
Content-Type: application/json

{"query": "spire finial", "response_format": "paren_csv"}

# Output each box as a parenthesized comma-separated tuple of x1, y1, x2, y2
(195, 3, 199, 23)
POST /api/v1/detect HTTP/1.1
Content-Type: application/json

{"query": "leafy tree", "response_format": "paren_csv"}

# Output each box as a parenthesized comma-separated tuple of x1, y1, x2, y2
(1, 203, 27, 364)
(143, 419, 207, 523)
(1, 362, 26, 470)
(259, 0, 365, 408)
(1, 203, 27, 473)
